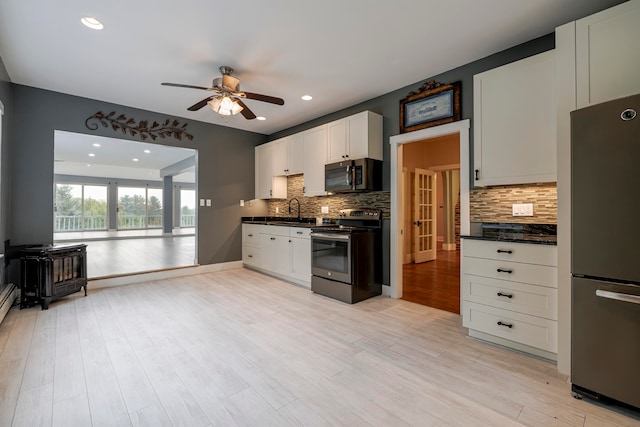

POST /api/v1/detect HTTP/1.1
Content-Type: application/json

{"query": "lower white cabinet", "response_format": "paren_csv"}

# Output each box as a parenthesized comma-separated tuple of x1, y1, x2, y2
(242, 224, 312, 288)
(461, 238, 558, 359)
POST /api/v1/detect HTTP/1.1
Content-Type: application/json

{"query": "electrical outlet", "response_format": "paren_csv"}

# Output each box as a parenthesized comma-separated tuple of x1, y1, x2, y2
(321, 206, 329, 214)
(512, 203, 534, 216)
(276, 207, 279, 214)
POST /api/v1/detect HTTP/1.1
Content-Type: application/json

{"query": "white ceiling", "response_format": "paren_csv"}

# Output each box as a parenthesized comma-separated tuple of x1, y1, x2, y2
(54, 131, 196, 182)
(0, 0, 624, 136)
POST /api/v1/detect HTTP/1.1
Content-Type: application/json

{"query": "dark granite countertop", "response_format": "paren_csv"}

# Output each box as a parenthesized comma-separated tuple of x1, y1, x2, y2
(241, 216, 333, 228)
(462, 223, 557, 246)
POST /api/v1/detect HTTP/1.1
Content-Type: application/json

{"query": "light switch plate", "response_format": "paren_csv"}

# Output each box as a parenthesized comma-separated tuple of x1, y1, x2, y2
(199, 199, 205, 207)
(206, 199, 212, 207)
(240, 200, 245, 207)
(512, 203, 534, 216)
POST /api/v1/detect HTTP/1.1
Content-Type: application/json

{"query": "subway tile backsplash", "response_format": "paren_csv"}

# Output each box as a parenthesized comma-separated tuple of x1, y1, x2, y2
(267, 174, 390, 218)
(470, 183, 557, 224)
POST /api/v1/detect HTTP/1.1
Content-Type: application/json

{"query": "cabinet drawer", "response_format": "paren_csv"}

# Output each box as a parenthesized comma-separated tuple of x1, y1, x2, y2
(242, 224, 263, 245)
(462, 239, 557, 266)
(289, 227, 311, 239)
(462, 257, 557, 288)
(462, 274, 557, 320)
(463, 302, 557, 353)
(242, 246, 260, 268)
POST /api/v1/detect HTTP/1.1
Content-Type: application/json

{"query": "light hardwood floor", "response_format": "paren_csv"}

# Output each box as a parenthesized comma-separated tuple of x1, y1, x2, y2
(0, 268, 638, 426)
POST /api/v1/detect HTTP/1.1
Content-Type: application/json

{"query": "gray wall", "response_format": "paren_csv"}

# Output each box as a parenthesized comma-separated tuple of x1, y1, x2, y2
(0, 58, 12, 256)
(10, 84, 268, 265)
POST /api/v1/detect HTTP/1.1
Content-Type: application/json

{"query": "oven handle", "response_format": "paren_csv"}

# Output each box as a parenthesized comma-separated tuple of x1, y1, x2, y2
(596, 289, 640, 305)
(310, 232, 352, 241)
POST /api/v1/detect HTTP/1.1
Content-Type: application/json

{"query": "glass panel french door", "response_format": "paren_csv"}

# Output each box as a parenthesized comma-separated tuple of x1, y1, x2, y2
(147, 188, 163, 228)
(180, 189, 196, 227)
(83, 185, 108, 230)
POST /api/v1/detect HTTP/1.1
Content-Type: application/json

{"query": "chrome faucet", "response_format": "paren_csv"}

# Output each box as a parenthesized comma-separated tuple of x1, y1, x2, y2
(288, 198, 301, 220)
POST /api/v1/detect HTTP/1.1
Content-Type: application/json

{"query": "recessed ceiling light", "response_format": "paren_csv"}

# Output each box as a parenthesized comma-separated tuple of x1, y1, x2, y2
(144, 149, 151, 154)
(88, 153, 95, 157)
(81, 17, 104, 30)
(257, 116, 266, 121)
(132, 158, 139, 162)
(86, 164, 91, 167)
(301, 95, 313, 101)
(93, 143, 101, 147)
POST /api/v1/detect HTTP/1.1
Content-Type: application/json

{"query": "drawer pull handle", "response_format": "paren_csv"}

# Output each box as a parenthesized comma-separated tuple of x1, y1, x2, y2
(248, 255, 253, 258)
(497, 268, 513, 274)
(497, 321, 513, 329)
(296, 231, 303, 235)
(497, 292, 513, 299)
(248, 234, 253, 237)
(270, 237, 276, 240)
(497, 249, 512, 254)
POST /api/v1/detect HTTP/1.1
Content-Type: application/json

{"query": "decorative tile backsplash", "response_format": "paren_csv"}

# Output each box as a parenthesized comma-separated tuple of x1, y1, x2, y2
(267, 175, 391, 219)
(470, 183, 557, 224)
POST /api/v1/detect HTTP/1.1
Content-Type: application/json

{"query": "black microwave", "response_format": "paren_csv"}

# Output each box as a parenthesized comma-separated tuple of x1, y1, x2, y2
(325, 158, 382, 193)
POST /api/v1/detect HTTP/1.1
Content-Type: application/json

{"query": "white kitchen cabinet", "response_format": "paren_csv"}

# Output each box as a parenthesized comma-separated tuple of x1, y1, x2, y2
(302, 125, 328, 196)
(255, 143, 286, 199)
(575, 0, 640, 108)
(243, 224, 312, 288)
(272, 135, 304, 176)
(461, 238, 558, 359)
(242, 224, 263, 268)
(473, 51, 556, 186)
(326, 111, 383, 163)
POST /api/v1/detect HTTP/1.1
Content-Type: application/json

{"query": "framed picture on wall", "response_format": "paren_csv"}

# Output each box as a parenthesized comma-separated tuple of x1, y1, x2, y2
(399, 80, 461, 133)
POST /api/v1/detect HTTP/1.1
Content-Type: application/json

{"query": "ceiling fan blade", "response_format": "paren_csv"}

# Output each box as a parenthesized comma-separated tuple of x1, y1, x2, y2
(235, 99, 256, 120)
(162, 82, 211, 91)
(243, 92, 285, 105)
(187, 96, 214, 111)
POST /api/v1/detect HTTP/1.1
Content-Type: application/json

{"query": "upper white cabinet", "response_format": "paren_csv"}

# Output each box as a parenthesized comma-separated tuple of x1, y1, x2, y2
(302, 125, 328, 196)
(327, 111, 383, 163)
(473, 51, 556, 187)
(575, 0, 640, 108)
(255, 143, 287, 199)
(272, 135, 304, 176)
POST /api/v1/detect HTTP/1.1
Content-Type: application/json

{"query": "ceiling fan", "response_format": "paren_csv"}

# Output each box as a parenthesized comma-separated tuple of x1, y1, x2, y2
(161, 66, 284, 120)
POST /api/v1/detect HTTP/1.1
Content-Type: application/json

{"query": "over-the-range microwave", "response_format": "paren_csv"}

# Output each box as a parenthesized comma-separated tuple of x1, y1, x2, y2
(325, 158, 382, 193)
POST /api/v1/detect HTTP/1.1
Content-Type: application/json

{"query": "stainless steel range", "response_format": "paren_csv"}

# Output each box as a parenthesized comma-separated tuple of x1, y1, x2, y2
(310, 208, 382, 303)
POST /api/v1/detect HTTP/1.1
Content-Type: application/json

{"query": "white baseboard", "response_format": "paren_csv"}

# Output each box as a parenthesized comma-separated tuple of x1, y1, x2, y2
(89, 261, 243, 289)
(442, 243, 457, 251)
(468, 329, 557, 362)
(0, 284, 17, 326)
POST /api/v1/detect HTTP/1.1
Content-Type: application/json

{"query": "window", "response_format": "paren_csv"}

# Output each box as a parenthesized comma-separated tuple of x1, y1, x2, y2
(117, 186, 163, 229)
(54, 184, 108, 231)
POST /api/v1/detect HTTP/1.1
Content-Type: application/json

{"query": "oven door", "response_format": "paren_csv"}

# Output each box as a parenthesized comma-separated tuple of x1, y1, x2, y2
(310, 232, 351, 283)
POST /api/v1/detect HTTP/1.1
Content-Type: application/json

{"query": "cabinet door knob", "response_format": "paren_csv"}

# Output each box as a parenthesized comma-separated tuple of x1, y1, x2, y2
(270, 237, 276, 240)
(497, 321, 513, 329)
(248, 254, 253, 258)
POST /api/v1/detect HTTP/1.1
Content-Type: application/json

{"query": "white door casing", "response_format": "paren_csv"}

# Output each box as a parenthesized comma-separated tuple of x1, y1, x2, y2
(389, 120, 470, 299)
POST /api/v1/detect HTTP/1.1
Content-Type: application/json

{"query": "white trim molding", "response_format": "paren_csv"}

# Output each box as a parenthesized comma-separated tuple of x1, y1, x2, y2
(389, 120, 470, 299)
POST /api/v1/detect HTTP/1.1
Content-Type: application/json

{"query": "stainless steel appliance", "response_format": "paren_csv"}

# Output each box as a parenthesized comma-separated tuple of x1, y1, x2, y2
(571, 93, 640, 409)
(310, 208, 382, 303)
(324, 158, 382, 193)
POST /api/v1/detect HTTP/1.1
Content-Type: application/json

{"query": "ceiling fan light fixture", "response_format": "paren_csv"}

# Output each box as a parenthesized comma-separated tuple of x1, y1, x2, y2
(209, 95, 243, 116)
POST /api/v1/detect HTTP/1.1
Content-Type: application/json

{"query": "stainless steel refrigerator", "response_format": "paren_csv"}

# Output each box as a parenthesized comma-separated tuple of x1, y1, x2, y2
(571, 93, 640, 409)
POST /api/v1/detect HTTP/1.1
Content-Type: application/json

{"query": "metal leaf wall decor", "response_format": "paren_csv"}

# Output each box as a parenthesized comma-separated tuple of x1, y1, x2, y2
(85, 111, 194, 141)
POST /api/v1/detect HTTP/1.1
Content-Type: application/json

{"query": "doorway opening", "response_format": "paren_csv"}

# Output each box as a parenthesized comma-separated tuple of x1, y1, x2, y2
(53, 130, 197, 278)
(389, 120, 470, 312)
(400, 134, 461, 313)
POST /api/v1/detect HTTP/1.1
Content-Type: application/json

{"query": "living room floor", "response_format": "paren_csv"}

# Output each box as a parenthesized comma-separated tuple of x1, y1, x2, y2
(0, 268, 637, 426)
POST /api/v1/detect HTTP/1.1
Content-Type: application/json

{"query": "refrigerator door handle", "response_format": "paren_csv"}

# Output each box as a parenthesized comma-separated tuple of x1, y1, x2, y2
(595, 289, 640, 305)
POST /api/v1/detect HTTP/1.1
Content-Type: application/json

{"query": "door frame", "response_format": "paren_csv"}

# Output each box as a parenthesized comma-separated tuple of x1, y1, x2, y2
(388, 119, 470, 299)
